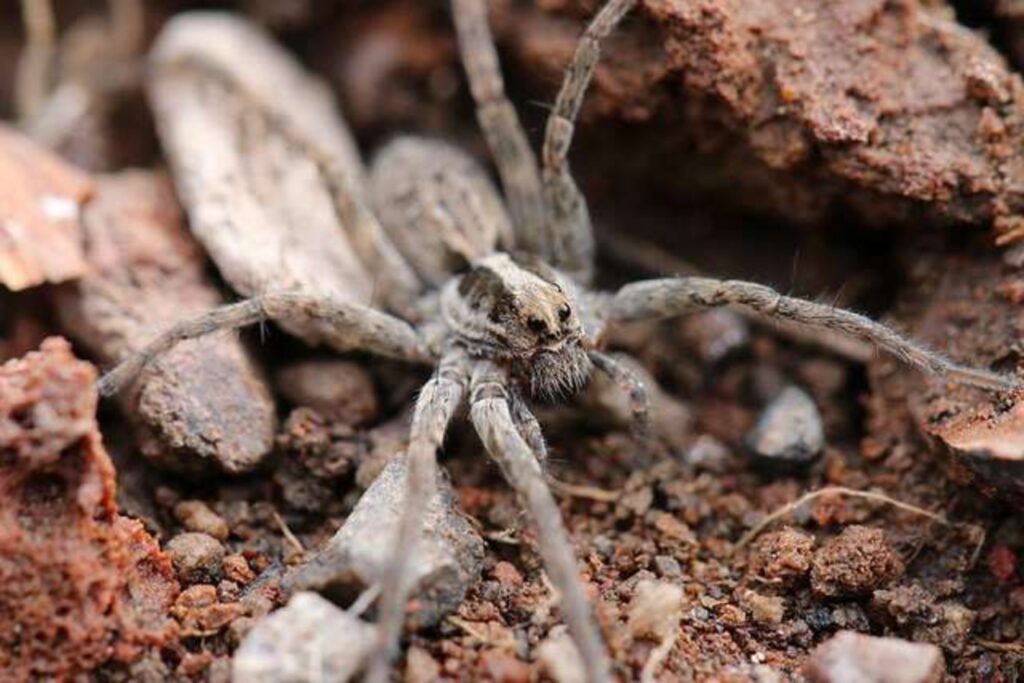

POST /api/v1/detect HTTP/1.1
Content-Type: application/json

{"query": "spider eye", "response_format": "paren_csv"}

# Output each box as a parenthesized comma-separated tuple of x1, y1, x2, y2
(527, 316, 546, 334)
(558, 304, 571, 322)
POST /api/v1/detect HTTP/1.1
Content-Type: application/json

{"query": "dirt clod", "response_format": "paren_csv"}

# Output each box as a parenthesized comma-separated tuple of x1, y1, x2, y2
(811, 526, 904, 598)
(749, 527, 815, 586)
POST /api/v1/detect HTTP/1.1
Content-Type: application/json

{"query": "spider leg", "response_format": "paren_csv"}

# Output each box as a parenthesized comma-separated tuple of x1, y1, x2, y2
(469, 360, 612, 683)
(15, 0, 56, 122)
(604, 276, 1018, 392)
(510, 387, 548, 464)
(451, 0, 546, 253)
(589, 350, 650, 431)
(98, 292, 433, 397)
(542, 0, 637, 282)
(366, 348, 470, 683)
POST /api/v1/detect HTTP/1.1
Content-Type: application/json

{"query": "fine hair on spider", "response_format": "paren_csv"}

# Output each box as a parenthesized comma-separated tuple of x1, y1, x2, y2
(98, 1, 1021, 681)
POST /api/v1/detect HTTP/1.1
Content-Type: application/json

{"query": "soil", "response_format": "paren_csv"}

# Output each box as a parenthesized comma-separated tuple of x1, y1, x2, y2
(1, 1, 1023, 681)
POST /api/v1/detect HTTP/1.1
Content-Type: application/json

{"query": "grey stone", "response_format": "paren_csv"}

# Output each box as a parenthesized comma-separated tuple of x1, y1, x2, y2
(232, 592, 375, 683)
(283, 456, 485, 629)
(747, 386, 825, 464)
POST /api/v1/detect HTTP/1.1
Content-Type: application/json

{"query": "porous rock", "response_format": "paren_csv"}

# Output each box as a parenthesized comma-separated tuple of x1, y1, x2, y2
(805, 630, 944, 683)
(54, 170, 276, 474)
(283, 456, 485, 628)
(0, 338, 178, 679)
(232, 592, 376, 683)
(811, 525, 904, 598)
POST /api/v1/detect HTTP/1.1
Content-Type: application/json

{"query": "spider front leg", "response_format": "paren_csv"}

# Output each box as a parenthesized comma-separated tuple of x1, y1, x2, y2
(452, 0, 546, 251)
(604, 276, 1018, 391)
(542, 0, 637, 281)
(469, 360, 613, 683)
(366, 348, 470, 683)
(98, 292, 433, 396)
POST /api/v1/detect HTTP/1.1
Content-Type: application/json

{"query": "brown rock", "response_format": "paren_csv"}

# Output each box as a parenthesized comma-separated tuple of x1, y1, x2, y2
(174, 500, 230, 540)
(223, 553, 256, 584)
(494, 0, 1024, 238)
(0, 338, 178, 679)
(0, 124, 92, 290)
(749, 527, 815, 585)
(275, 358, 380, 426)
(805, 631, 944, 683)
(811, 526, 904, 598)
(166, 532, 226, 584)
(55, 170, 276, 474)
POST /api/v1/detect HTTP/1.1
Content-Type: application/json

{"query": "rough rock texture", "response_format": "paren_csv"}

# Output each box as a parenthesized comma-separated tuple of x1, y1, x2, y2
(493, 0, 1024, 238)
(805, 631, 945, 683)
(274, 359, 379, 426)
(748, 527, 815, 586)
(746, 385, 825, 465)
(867, 245, 1024, 504)
(0, 338, 179, 679)
(284, 456, 486, 629)
(811, 526, 905, 598)
(0, 123, 92, 290)
(233, 592, 376, 683)
(55, 170, 276, 474)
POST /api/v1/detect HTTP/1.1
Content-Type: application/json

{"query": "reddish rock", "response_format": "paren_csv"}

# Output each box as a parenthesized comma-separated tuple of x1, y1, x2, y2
(987, 545, 1019, 583)
(811, 526, 904, 598)
(0, 338, 179, 679)
(749, 527, 815, 585)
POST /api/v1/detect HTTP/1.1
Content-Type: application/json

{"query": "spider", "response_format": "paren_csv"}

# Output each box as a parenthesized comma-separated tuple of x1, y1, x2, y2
(98, 0, 1016, 680)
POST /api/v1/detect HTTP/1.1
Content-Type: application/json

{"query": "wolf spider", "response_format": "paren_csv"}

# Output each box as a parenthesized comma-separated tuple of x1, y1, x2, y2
(100, 0, 1016, 680)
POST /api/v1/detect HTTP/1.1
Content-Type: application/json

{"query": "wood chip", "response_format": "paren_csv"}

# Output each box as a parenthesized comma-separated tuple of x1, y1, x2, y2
(147, 12, 419, 345)
(55, 170, 276, 474)
(0, 123, 92, 290)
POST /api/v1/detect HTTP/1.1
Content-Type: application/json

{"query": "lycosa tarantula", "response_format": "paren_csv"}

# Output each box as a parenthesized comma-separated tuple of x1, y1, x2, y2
(101, 0, 1016, 680)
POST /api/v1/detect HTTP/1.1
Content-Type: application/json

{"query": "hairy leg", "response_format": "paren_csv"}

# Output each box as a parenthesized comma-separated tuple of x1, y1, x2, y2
(605, 277, 1018, 391)
(510, 387, 548, 463)
(98, 292, 432, 396)
(469, 360, 612, 683)
(589, 350, 650, 430)
(542, 0, 636, 281)
(366, 348, 470, 683)
(451, 0, 546, 254)
(15, 0, 56, 122)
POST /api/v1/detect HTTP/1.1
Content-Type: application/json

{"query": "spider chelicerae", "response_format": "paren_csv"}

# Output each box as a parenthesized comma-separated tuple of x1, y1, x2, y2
(99, 0, 1016, 680)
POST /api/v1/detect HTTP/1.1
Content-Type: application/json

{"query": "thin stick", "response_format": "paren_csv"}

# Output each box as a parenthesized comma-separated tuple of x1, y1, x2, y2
(732, 486, 949, 554)
(640, 625, 679, 683)
(548, 477, 621, 502)
(272, 510, 306, 556)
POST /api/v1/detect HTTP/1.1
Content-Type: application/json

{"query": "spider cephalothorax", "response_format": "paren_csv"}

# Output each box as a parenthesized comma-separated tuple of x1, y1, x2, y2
(100, 1, 1018, 682)
(443, 252, 592, 399)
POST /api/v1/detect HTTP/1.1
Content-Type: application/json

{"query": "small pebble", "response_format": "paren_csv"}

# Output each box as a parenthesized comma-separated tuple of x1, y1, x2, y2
(738, 588, 785, 626)
(233, 592, 376, 683)
(747, 386, 825, 465)
(627, 580, 684, 640)
(492, 561, 523, 588)
(805, 631, 944, 683)
(479, 649, 530, 683)
(166, 532, 225, 584)
(404, 646, 441, 683)
(677, 309, 749, 364)
(653, 555, 683, 578)
(683, 435, 731, 473)
(223, 553, 256, 584)
(536, 629, 585, 683)
(174, 500, 229, 540)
